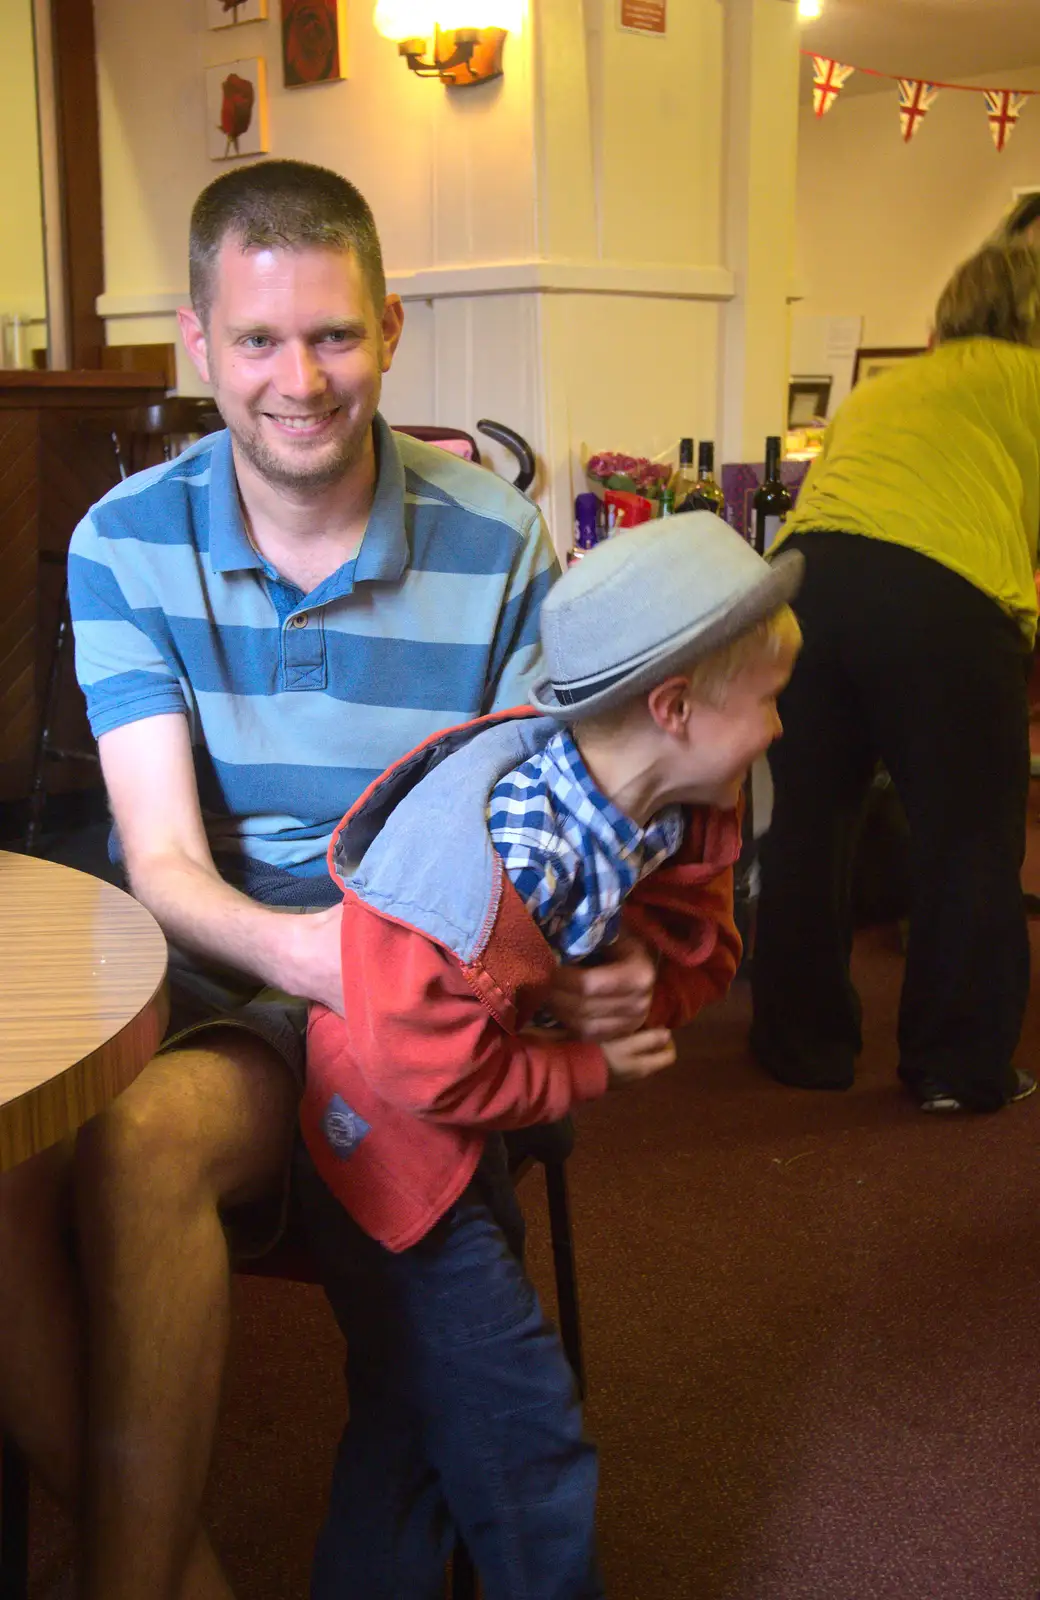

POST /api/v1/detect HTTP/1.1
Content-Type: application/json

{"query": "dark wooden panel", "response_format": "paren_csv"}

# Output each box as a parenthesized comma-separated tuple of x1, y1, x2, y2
(36, 411, 124, 791)
(0, 372, 168, 405)
(0, 380, 165, 801)
(0, 413, 41, 800)
(101, 345, 177, 388)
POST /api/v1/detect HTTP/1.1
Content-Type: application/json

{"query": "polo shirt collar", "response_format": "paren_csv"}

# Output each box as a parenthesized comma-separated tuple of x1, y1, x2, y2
(355, 413, 408, 584)
(207, 430, 257, 574)
(206, 412, 409, 585)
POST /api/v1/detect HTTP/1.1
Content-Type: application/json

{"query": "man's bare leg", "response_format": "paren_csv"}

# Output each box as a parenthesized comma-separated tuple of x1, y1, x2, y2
(75, 1031, 299, 1600)
(0, 1141, 83, 1502)
(0, 1143, 232, 1598)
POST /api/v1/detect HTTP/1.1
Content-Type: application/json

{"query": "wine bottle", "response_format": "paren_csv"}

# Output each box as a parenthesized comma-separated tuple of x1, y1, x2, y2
(752, 436, 792, 555)
(671, 437, 698, 508)
(681, 440, 725, 517)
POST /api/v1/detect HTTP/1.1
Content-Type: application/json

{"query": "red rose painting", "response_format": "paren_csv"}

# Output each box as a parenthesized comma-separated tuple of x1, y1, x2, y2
(281, 0, 346, 88)
(219, 73, 255, 154)
(206, 58, 268, 159)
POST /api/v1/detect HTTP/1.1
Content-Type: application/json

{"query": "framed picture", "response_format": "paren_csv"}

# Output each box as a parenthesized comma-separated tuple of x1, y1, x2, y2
(281, 0, 347, 87)
(788, 375, 833, 427)
(208, 0, 268, 27)
(206, 58, 269, 160)
(852, 346, 927, 386)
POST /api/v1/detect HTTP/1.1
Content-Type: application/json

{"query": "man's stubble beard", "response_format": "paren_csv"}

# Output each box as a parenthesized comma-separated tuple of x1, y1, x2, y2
(230, 412, 372, 493)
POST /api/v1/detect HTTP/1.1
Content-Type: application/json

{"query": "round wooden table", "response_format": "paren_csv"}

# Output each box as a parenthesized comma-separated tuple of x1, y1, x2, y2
(0, 850, 168, 1172)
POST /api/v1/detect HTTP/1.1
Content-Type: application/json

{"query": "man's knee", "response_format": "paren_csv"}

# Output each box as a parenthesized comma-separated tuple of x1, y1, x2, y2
(75, 1080, 209, 1233)
(74, 1033, 297, 1223)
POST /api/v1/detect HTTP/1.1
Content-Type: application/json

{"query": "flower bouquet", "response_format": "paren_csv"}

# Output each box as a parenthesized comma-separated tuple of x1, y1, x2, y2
(585, 451, 673, 528)
(586, 452, 672, 501)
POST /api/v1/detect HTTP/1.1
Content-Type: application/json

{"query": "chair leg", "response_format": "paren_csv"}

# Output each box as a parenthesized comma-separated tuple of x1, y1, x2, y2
(1, 1436, 30, 1600)
(450, 1538, 478, 1599)
(24, 595, 72, 856)
(543, 1160, 586, 1401)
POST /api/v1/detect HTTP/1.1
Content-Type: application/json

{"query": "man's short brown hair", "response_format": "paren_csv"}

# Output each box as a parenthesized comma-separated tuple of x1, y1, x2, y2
(188, 159, 386, 323)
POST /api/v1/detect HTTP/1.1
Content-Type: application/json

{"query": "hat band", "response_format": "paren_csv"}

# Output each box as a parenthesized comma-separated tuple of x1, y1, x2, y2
(551, 660, 636, 707)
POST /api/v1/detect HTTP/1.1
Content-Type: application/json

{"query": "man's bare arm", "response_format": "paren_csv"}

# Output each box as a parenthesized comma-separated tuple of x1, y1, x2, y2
(98, 714, 344, 1011)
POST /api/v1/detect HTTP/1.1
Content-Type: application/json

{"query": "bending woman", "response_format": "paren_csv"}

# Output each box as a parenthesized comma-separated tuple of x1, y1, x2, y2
(751, 241, 1040, 1112)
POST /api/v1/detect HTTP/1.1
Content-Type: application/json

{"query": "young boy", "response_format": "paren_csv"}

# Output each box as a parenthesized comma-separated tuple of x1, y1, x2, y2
(297, 511, 803, 1600)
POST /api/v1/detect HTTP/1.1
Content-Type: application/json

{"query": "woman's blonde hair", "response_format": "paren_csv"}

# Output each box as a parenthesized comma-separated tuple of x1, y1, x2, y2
(934, 241, 1040, 348)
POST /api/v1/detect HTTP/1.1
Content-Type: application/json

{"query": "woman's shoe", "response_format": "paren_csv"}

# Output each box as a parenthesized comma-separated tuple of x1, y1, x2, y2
(918, 1067, 1036, 1113)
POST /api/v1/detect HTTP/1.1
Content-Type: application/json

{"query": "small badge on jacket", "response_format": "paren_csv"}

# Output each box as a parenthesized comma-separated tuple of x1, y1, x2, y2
(321, 1094, 371, 1160)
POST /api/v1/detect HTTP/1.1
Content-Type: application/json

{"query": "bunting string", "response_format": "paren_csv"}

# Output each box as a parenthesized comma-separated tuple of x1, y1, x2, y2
(802, 50, 1037, 151)
(801, 50, 1039, 96)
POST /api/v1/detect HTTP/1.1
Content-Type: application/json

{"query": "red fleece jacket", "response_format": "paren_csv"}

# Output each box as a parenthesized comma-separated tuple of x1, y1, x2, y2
(301, 792, 743, 1253)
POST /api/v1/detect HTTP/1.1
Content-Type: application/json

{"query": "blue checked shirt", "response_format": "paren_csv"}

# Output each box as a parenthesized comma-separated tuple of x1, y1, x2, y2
(487, 728, 685, 963)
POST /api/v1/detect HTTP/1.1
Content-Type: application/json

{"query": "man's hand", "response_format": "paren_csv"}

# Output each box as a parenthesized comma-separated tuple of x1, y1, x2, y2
(602, 1028, 676, 1088)
(281, 904, 345, 1014)
(543, 931, 657, 1042)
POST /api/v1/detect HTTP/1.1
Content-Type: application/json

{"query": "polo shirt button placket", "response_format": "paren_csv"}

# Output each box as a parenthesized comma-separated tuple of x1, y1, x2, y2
(282, 608, 326, 690)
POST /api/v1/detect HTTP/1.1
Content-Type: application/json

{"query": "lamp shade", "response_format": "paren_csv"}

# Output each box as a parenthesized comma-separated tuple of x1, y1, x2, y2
(373, 0, 438, 40)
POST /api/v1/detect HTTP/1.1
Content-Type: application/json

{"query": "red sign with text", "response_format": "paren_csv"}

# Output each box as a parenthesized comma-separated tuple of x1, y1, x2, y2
(620, 0, 666, 33)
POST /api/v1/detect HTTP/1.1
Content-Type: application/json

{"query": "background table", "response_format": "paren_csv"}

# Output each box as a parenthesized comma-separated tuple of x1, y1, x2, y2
(0, 850, 168, 1171)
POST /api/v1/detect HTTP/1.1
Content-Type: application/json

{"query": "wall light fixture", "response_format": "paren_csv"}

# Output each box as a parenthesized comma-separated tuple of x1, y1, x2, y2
(373, 1, 520, 87)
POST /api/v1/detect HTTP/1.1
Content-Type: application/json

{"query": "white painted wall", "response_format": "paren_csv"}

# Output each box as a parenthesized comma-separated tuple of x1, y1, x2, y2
(796, 65, 1040, 351)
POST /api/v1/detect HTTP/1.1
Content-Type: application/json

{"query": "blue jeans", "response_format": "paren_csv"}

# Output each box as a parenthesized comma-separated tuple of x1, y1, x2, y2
(294, 1135, 602, 1600)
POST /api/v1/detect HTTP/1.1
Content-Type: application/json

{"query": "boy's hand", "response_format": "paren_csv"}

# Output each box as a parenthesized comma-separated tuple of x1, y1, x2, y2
(602, 1028, 676, 1087)
(544, 931, 657, 1042)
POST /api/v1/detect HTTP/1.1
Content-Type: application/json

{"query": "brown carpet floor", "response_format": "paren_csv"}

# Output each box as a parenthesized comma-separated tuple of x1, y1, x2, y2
(27, 823, 1040, 1599)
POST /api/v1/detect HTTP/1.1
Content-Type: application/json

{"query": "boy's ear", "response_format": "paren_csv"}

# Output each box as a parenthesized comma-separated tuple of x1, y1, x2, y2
(647, 674, 693, 734)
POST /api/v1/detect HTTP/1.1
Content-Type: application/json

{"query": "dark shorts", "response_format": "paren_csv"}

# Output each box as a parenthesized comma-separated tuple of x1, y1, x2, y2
(158, 939, 310, 1259)
(161, 939, 310, 1084)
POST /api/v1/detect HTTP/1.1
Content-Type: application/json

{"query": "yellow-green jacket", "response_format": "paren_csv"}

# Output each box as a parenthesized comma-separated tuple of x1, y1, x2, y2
(777, 337, 1040, 641)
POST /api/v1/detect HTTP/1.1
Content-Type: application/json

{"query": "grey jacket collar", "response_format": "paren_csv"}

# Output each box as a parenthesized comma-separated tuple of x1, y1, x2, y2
(333, 713, 558, 965)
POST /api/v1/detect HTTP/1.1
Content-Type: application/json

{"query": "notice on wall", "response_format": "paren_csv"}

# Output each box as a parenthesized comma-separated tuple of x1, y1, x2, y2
(620, 0, 666, 35)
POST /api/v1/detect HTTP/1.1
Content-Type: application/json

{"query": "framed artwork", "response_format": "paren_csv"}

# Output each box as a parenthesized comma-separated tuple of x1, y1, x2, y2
(852, 346, 927, 386)
(788, 375, 833, 427)
(206, 58, 269, 159)
(208, 0, 268, 26)
(281, 0, 347, 88)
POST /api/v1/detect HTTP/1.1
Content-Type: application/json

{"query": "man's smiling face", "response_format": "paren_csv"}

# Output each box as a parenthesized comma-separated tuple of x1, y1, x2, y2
(183, 239, 402, 493)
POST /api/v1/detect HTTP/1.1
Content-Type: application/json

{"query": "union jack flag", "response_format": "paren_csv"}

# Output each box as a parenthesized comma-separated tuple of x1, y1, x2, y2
(812, 56, 854, 118)
(897, 79, 938, 143)
(983, 89, 1028, 152)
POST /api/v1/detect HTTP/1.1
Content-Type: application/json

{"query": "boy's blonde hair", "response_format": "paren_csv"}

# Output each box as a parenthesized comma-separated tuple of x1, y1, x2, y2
(579, 602, 801, 735)
(934, 241, 1040, 348)
(687, 602, 802, 708)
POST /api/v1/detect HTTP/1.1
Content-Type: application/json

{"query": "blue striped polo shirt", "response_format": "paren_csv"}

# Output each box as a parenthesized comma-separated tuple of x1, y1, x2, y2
(69, 413, 558, 908)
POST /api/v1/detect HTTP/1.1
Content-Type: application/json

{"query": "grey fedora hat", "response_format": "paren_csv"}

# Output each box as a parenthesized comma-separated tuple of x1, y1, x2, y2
(528, 511, 803, 721)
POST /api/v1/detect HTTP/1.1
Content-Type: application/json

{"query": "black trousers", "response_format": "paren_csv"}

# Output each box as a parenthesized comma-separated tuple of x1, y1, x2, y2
(751, 531, 1031, 1110)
